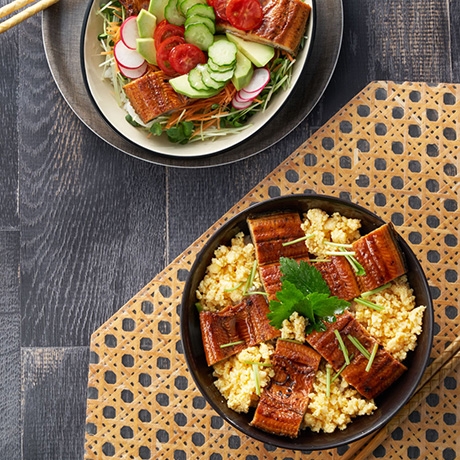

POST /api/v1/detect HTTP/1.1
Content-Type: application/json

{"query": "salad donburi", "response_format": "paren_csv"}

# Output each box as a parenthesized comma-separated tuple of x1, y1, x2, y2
(96, 0, 312, 144)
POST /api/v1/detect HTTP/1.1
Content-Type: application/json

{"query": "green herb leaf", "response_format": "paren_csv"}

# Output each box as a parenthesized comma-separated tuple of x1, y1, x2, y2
(279, 257, 330, 295)
(268, 258, 350, 330)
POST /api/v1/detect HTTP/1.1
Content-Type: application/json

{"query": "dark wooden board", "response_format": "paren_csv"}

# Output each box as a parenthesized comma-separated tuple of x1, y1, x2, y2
(0, 0, 459, 458)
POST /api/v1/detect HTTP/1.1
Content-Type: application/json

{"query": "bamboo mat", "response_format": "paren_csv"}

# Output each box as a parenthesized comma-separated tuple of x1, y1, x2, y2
(84, 81, 460, 459)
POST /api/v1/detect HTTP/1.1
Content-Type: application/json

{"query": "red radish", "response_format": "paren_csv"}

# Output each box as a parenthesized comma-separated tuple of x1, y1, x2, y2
(234, 91, 255, 102)
(118, 60, 148, 79)
(240, 67, 270, 95)
(232, 97, 253, 110)
(114, 39, 145, 69)
(120, 16, 139, 50)
(232, 67, 270, 108)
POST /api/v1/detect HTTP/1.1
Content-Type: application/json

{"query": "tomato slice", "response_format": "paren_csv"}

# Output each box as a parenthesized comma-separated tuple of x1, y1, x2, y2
(213, 0, 229, 21)
(226, 0, 263, 31)
(154, 20, 185, 47)
(156, 35, 186, 76)
(169, 43, 207, 75)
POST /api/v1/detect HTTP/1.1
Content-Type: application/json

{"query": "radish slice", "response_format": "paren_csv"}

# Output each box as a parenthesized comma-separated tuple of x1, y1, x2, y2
(232, 97, 253, 110)
(240, 67, 270, 96)
(234, 91, 255, 103)
(120, 16, 139, 50)
(118, 60, 148, 79)
(114, 40, 145, 69)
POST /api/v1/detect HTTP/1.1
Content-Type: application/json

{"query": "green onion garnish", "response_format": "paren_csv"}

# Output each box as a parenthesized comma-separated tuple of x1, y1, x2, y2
(220, 340, 245, 349)
(195, 302, 203, 312)
(224, 282, 244, 292)
(326, 365, 331, 398)
(282, 233, 315, 246)
(241, 361, 272, 367)
(360, 283, 391, 298)
(252, 364, 261, 396)
(347, 335, 371, 359)
(243, 259, 258, 295)
(334, 329, 350, 365)
(365, 343, 379, 372)
(354, 297, 385, 312)
(331, 353, 354, 383)
(322, 242, 366, 276)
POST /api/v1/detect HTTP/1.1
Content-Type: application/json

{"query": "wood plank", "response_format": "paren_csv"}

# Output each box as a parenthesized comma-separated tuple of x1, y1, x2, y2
(0, 315, 20, 459)
(0, 0, 19, 230)
(22, 347, 89, 460)
(17, 17, 168, 348)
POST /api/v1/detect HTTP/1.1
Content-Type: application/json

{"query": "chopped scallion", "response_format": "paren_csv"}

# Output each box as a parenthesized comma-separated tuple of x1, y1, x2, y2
(360, 283, 391, 298)
(326, 365, 331, 398)
(282, 233, 315, 247)
(219, 340, 245, 349)
(334, 329, 350, 365)
(347, 335, 371, 359)
(354, 297, 385, 312)
(323, 241, 353, 249)
(243, 260, 258, 295)
(195, 302, 203, 313)
(241, 360, 272, 367)
(365, 343, 379, 372)
(252, 364, 261, 396)
(331, 353, 354, 383)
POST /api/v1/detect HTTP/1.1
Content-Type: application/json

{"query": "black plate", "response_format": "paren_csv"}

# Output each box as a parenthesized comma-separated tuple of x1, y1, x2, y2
(42, 0, 343, 168)
(181, 194, 434, 450)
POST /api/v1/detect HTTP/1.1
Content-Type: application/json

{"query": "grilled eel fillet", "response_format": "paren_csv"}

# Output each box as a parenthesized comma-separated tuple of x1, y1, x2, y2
(199, 294, 280, 366)
(247, 211, 310, 299)
(306, 311, 407, 400)
(314, 256, 361, 301)
(251, 340, 321, 438)
(119, 0, 150, 16)
(123, 71, 190, 124)
(218, 0, 311, 56)
(352, 223, 406, 293)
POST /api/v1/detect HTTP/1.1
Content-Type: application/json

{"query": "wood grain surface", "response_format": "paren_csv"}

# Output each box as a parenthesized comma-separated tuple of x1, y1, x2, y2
(0, 0, 459, 459)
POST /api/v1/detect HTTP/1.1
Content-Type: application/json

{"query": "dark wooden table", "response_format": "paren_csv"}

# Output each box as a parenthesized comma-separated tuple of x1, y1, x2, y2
(1, 1, 459, 459)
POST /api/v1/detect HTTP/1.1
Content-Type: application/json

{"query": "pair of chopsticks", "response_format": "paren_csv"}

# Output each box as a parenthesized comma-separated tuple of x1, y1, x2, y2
(0, 0, 59, 34)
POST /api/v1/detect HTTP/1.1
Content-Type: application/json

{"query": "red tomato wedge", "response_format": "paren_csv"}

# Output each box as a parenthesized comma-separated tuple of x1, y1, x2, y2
(226, 0, 263, 31)
(156, 35, 186, 76)
(214, 0, 229, 21)
(154, 20, 185, 47)
(169, 43, 207, 75)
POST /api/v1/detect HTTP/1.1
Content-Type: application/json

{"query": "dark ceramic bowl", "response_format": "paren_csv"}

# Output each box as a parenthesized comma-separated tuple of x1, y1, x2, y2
(180, 194, 433, 450)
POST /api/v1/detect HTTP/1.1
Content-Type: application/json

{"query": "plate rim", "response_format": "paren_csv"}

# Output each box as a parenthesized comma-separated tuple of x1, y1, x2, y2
(42, 0, 344, 168)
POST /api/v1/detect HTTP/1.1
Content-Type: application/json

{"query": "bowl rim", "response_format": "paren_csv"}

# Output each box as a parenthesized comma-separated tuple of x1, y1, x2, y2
(180, 193, 434, 450)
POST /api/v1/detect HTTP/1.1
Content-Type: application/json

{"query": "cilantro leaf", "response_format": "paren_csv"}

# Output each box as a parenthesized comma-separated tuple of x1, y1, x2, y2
(268, 258, 350, 331)
(279, 257, 330, 295)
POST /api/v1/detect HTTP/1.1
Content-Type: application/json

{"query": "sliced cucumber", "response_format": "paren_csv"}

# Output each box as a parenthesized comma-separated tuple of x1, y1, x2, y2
(185, 14, 215, 34)
(164, 0, 185, 25)
(207, 58, 234, 73)
(170, 74, 221, 98)
(200, 65, 225, 90)
(209, 67, 234, 83)
(179, 0, 207, 16)
(184, 22, 214, 51)
(188, 65, 209, 91)
(207, 40, 238, 68)
(186, 3, 215, 20)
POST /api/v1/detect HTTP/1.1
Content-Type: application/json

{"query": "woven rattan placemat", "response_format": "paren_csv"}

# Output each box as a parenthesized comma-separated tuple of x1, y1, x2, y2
(84, 81, 460, 459)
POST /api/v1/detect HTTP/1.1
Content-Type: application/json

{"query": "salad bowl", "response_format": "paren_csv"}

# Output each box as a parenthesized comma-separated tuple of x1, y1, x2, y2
(180, 194, 433, 450)
(80, 0, 316, 158)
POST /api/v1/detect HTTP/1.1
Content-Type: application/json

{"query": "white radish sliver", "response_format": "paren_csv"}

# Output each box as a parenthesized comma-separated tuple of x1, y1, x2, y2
(120, 15, 139, 50)
(114, 40, 145, 69)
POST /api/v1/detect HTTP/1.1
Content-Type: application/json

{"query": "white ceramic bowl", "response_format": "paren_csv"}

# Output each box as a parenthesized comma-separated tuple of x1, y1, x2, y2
(80, 0, 315, 157)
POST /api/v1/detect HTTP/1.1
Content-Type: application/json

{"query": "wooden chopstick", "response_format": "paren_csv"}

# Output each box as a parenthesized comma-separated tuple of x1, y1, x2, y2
(0, 0, 59, 34)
